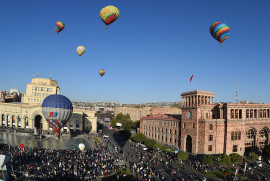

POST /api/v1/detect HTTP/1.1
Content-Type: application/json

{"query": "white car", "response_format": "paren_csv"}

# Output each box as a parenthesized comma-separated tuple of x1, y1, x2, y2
(142, 147, 148, 151)
(255, 161, 263, 167)
(103, 135, 109, 138)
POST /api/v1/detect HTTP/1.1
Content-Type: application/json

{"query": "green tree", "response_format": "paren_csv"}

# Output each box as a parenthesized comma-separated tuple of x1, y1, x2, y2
(203, 155, 215, 164)
(143, 139, 157, 149)
(110, 119, 117, 128)
(116, 113, 125, 120)
(249, 152, 258, 161)
(132, 133, 147, 143)
(177, 152, 189, 161)
(122, 119, 133, 132)
(133, 120, 140, 129)
(216, 154, 231, 165)
(230, 153, 243, 163)
(262, 144, 270, 161)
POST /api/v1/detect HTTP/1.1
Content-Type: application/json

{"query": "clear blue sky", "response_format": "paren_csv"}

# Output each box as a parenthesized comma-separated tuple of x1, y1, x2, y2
(0, 0, 269, 104)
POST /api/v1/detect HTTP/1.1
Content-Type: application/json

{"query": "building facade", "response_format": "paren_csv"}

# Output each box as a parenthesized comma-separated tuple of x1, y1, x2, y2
(140, 114, 181, 148)
(115, 107, 181, 121)
(0, 77, 97, 133)
(181, 90, 270, 156)
(21, 78, 60, 104)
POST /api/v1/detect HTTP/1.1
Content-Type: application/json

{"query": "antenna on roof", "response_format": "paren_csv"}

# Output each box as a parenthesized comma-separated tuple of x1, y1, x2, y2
(236, 82, 239, 104)
(50, 73, 52, 79)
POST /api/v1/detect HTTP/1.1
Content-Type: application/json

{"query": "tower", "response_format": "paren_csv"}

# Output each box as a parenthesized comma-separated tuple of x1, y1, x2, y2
(180, 90, 215, 154)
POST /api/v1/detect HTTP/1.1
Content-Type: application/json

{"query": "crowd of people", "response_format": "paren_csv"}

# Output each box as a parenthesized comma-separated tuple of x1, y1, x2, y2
(0, 142, 125, 181)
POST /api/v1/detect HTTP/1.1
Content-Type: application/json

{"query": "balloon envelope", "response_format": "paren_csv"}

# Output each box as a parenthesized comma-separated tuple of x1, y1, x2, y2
(42, 94, 73, 135)
(210, 22, 229, 45)
(55, 21, 65, 35)
(99, 69, 105, 77)
(76, 46, 86, 57)
(100, 5, 120, 28)
(79, 143, 85, 151)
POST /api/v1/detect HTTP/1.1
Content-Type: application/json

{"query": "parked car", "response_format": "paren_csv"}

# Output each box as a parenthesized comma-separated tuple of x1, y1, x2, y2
(98, 130, 103, 134)
(247, 165, 253, 170)
(251, 163, 257, 169)
(112, 129, 116, 132)
(103, 135, 109, 138)
(255, 161, 263, 167)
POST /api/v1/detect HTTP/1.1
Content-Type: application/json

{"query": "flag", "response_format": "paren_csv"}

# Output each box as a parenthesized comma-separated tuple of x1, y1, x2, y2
(190, 75, 194, 82)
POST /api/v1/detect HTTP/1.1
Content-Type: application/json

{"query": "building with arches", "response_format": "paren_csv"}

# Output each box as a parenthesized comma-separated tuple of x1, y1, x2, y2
(0, 77, 97, 134)
(181, 90, 270, 155)
(140, 90, 270, 156)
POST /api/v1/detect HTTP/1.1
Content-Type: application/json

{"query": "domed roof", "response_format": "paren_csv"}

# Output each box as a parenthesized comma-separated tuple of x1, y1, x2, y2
(42, 94, 73, 109)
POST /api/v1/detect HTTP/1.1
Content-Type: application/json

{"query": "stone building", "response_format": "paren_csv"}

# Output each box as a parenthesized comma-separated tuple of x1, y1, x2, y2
(115, 107, 181, 121)
(140, 114, 181, 148)
(140, 90, 270, 156)
(0, 77, 97, 134)
(181, 90, 270, 156)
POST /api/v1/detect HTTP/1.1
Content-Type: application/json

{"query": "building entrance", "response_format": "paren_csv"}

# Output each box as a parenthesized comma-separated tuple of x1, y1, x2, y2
(186, 135, 192, 153)
(34, 115, 43, 130)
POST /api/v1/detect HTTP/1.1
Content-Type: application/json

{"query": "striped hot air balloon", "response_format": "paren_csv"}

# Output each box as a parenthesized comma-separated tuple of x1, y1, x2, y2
(100, 5, 120, 29)
(42, 94, 73, 137)
(55, 21, 65, 35)
(210, 22, 229, 46)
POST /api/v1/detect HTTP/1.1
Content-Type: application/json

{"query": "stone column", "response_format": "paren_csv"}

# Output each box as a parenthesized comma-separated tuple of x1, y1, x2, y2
(196, 95, 198, 106)
(257, 109, 259, 119)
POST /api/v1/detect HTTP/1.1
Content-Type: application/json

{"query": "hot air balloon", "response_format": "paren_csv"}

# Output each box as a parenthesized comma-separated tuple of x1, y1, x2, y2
(210, 22, 229, 46)
(20, 144, 25, 150)
(55, 21, 65, 35)
(76, 46, 86, 57)
(79, 143, 85, 151)
(100, 5, 120, 29)
(42, 94, 73, 138)
(99, 69, 105, 77)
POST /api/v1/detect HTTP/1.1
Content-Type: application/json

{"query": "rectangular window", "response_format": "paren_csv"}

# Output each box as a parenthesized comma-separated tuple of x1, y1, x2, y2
(238, 132, 241, 140)
(231, 132, 234, 140)
(193, 123, 195, 129)
(209, 135, 213, 141)
(233, 145, 238, 152)
(183, 123, 185, 128)
(208, 145, 212, 151)
(41, 87, 43, 91)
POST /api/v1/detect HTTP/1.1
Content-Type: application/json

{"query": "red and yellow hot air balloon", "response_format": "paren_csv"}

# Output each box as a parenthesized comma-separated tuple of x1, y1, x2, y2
(55, 21, 65, 35)
(99, 69, 105, 77)
(100, 5, 120, 29)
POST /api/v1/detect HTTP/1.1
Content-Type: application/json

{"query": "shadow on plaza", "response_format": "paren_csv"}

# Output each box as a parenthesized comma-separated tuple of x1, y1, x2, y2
(112, 130, 130, 151)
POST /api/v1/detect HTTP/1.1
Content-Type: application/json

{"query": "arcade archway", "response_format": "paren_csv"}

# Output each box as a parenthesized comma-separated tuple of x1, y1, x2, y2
(186, 135, 192, 153)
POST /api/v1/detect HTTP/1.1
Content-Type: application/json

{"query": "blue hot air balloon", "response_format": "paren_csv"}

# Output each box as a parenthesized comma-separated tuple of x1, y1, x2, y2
(42, 94, 73, 137)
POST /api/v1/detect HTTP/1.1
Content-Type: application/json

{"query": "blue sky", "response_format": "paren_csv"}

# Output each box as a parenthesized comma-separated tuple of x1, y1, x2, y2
(0, 0, 269, 104)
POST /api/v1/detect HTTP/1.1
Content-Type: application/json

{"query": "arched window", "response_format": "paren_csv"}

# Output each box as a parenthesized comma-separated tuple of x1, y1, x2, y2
(25, 117, 29, 128)
(17, 116, 21, 128)
(1, 114, 5, 126)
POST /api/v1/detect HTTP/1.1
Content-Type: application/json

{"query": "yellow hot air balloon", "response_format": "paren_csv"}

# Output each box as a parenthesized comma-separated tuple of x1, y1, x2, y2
(100, 5, 120, 29)
(76, 46, 86, 57)
(99, 69, 105, 77)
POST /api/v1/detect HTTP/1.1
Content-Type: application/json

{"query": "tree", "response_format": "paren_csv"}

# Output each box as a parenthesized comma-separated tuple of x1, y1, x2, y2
(262, 144, 270, 161)
(110, 119, 117, 128)
(248, 152, 258, 161)
(133, 120, 140, 129)
(177, 152, 189, 161)
(132, 133, 146, 143)
(230, 153, 243, 163)
(143, 139, 157, 149)
(203, 155, 215, 164)
(122, 119, 133, 132)
(216, 154, 231, 165)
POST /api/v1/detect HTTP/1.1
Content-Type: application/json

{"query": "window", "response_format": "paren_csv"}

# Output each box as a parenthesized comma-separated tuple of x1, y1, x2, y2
(209, 135, 213, 141)
(193, 123, 195, 129)
(183, 123, 185, 128)
(47, 88, 49, 92)
(28, 98, 30, 102)
(32, 87, 35, 91)
(231, 131, 241, 140)
(208, 145, 212, 151)
(35, 87, 37, 91)
(233, 145, 238, 152)
(41, 87, 43, 91)
(238, 131, 241, 140)
(38, 87, 40, 91)
(246, 109, 249, 119)
(210, 124, 213, 130)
